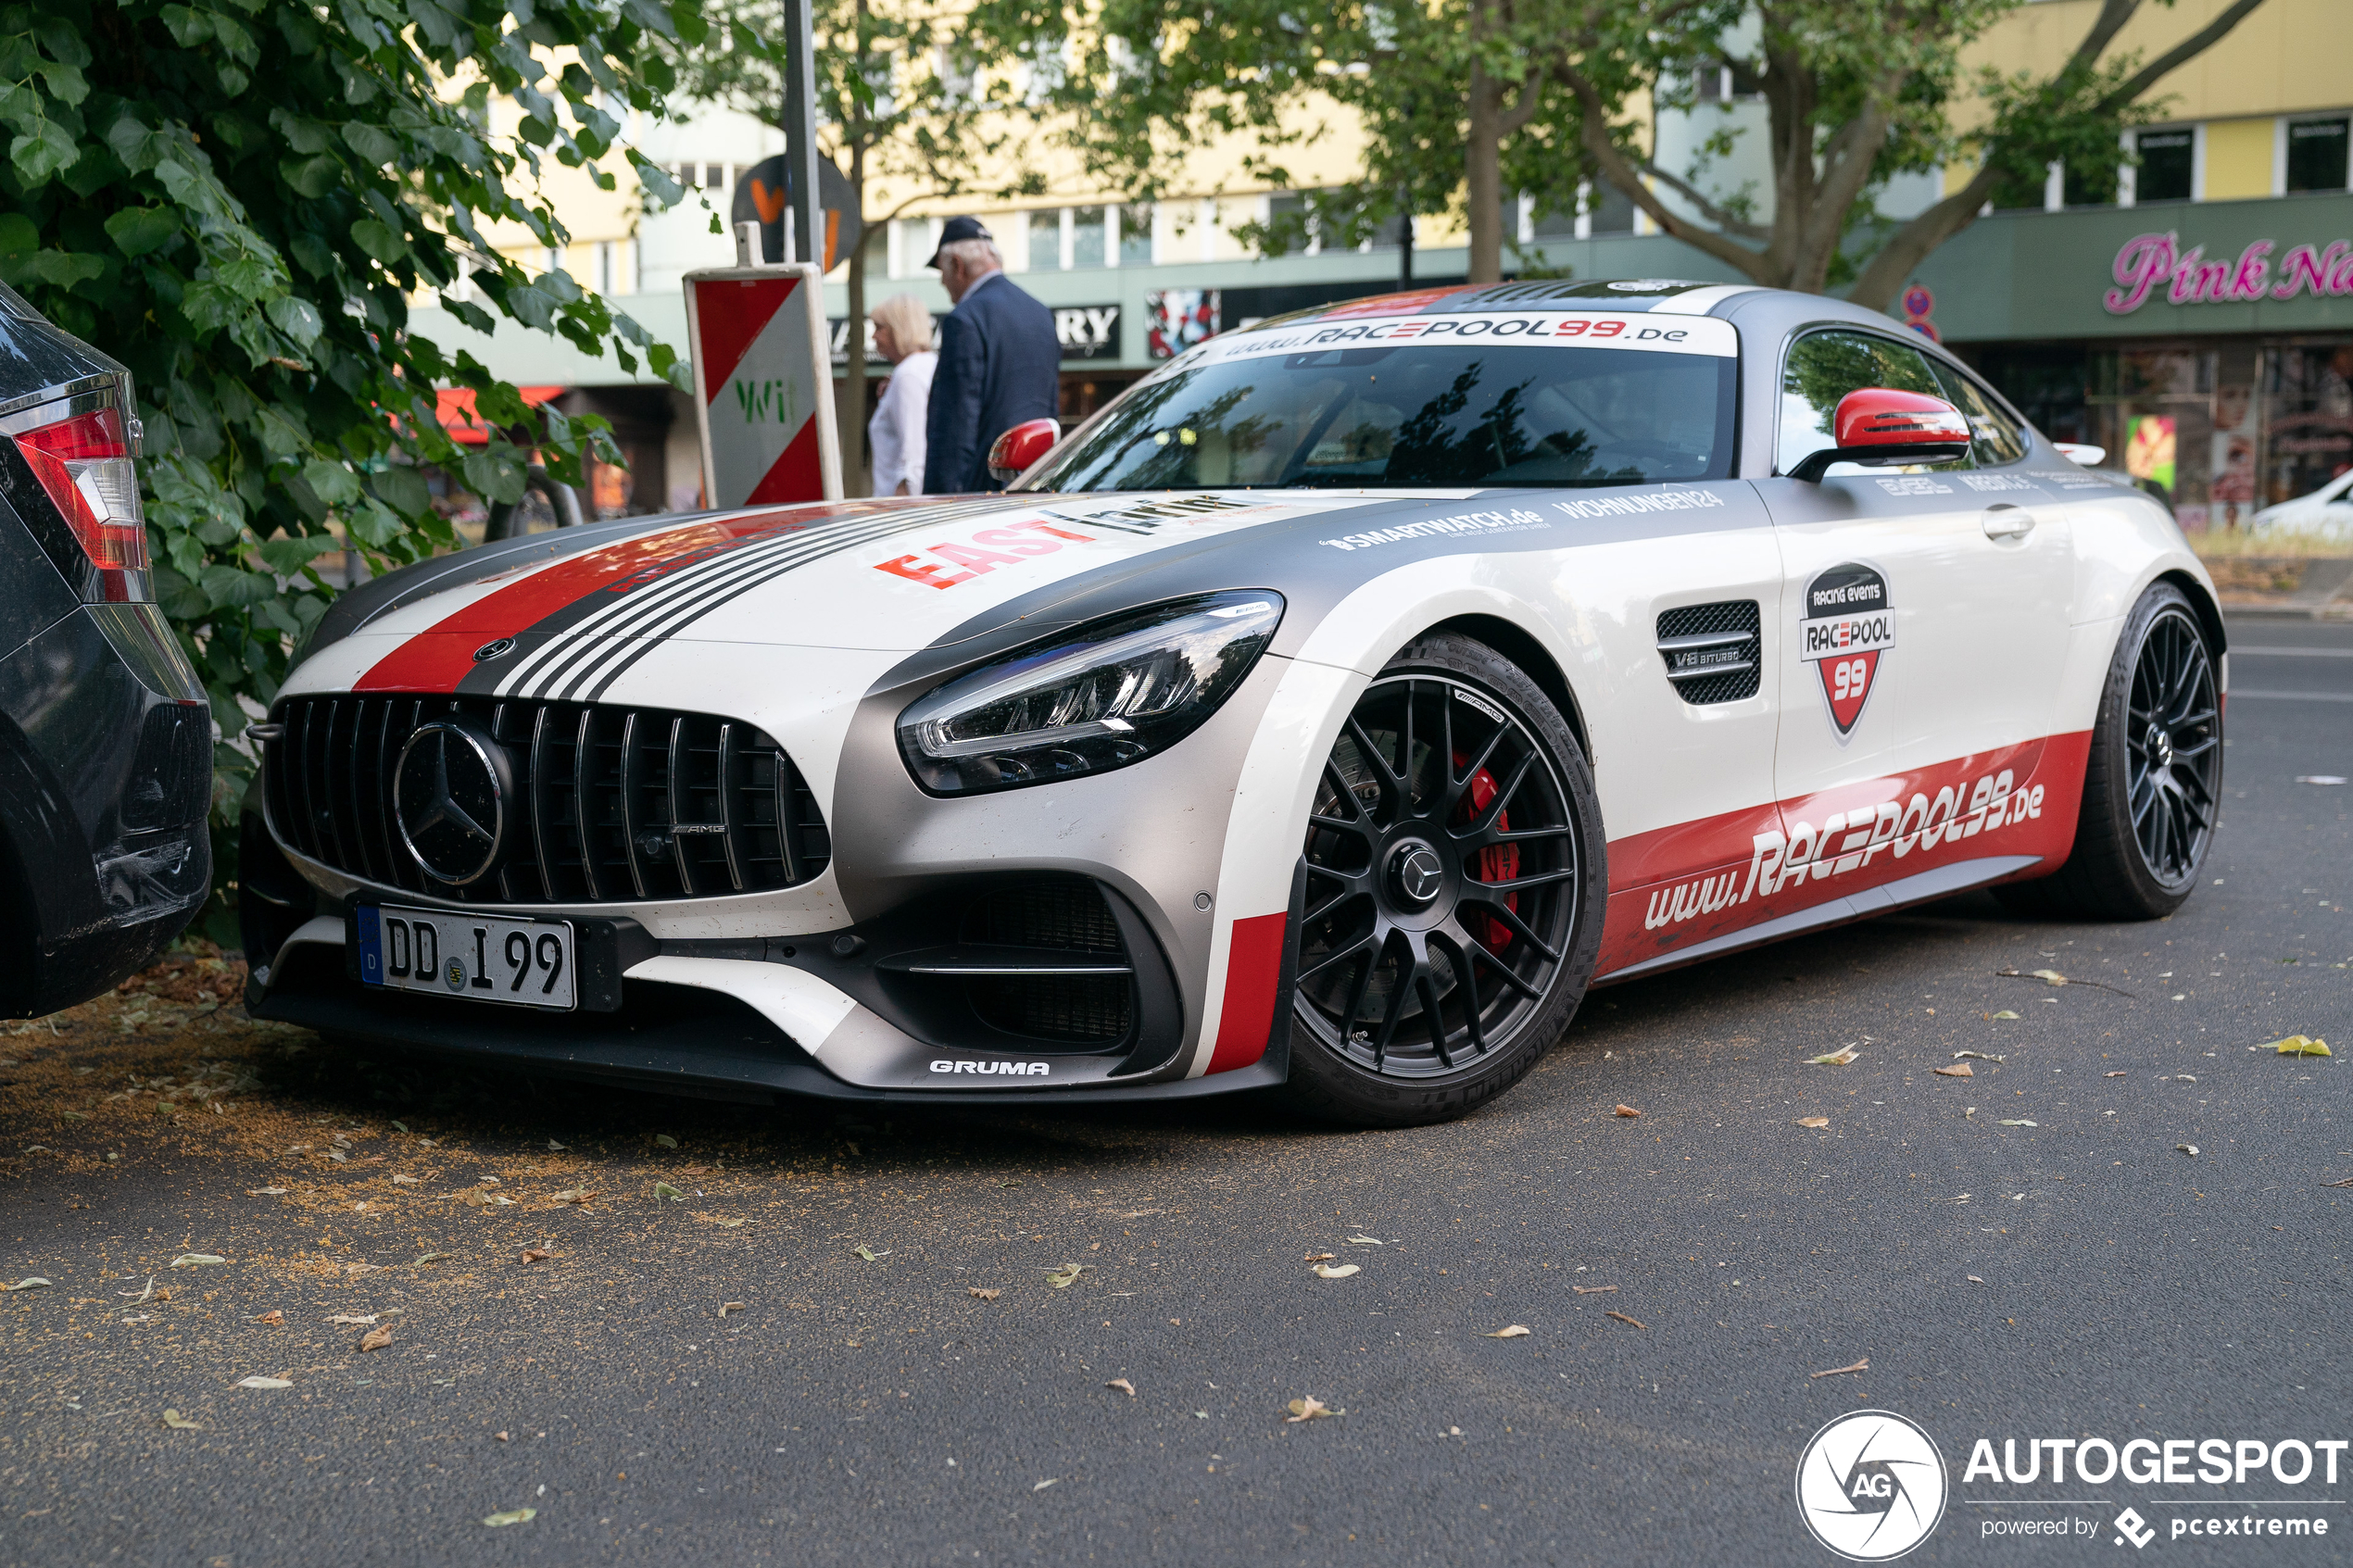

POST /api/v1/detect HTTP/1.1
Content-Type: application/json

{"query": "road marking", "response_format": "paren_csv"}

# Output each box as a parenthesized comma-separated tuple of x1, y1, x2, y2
(2226, 688, 2353, 702)
(2231, 646, 2353, 658)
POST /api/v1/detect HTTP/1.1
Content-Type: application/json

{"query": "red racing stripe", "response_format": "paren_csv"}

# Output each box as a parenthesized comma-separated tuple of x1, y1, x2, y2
(353, 520, 748, 692)
(1205, 911, 1289, 1074)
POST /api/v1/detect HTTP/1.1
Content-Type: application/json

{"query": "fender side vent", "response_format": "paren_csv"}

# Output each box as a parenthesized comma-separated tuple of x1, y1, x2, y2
(1656, 600, 1760, 705)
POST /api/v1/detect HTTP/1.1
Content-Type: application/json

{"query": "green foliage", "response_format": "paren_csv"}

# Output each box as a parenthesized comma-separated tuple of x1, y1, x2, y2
(0, 0, 697, 939)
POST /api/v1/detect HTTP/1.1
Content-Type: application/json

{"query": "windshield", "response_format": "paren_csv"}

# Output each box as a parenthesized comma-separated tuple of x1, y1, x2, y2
(1020, 313, 1740, 493)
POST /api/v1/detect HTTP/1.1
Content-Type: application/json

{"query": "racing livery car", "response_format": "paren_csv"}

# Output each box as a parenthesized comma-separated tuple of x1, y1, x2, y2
(242, 280, 2223, 1125)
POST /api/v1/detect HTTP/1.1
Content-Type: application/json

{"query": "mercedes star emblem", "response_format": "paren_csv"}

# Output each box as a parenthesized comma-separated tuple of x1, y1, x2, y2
(1390, 841, 1446, 907)
(393, 719, 510, 885)
(473, 636, 518, 663)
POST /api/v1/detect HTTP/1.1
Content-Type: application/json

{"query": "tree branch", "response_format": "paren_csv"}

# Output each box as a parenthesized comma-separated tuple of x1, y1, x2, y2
(1845, 160, 2003, 311)
(2100, 0, 2271, 108)
(1558, 60, 1771, 284)
(1634, 159, 1770, 241)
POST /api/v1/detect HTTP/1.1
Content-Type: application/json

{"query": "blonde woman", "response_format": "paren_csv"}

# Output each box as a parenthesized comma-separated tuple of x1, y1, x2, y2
(868, 294, 937, 495)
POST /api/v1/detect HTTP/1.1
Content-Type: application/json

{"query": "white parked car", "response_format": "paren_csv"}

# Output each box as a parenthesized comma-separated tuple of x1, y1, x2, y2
(236, 281, 2225, 1126)
(2249, 468, 2353, 541)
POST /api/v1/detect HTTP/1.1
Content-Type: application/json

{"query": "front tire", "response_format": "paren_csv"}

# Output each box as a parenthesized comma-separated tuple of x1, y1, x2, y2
(1998, 582, 2221, 921)
(1276, 633, 1604, 1127)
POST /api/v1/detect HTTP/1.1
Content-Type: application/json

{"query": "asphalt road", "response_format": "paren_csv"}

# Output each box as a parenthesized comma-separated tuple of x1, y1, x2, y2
(0, 615, 2345, 1567)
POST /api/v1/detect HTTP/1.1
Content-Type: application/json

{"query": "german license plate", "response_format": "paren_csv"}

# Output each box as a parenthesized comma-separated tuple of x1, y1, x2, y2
(356, 905, 576, 1011)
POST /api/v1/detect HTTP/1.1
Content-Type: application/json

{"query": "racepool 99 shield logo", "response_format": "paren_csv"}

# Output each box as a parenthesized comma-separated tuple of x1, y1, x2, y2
(1798, 562, 1894, 741)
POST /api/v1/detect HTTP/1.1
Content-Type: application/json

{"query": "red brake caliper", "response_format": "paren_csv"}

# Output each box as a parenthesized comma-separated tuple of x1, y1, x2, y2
(1453, 751, 1518, 951)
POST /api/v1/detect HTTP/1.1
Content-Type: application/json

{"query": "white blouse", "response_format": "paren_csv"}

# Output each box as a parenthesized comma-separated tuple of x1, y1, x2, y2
(869, 350, 937, 495)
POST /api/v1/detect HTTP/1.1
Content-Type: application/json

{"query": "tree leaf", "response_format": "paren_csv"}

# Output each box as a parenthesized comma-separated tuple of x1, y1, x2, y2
(299, 458, 361, 508)
(104, 207, 181, 257)
(264, 295, 322, 345)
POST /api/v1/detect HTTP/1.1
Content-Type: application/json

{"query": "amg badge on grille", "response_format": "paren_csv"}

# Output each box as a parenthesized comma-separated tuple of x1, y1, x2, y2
(393, 719, 511, 884)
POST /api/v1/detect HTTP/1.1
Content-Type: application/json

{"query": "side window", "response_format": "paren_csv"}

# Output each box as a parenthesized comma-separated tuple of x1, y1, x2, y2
(1777, 330, 1944, 474)
(1930, 361, 2029, 468)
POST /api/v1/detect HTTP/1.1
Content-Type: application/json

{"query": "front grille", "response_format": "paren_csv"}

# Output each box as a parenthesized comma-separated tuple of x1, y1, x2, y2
(967, 882, 1123, 953)
(265, 694, 829, 904)
(971, 973, 1134, 1043)
(963, 880, 1131, 1045)
(1655, 599, 1761, 705)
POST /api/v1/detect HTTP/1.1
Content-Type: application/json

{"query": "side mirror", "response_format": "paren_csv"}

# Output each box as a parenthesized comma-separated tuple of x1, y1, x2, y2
(988, 418, 1061, 483)
(1789, 388, 1973, 483)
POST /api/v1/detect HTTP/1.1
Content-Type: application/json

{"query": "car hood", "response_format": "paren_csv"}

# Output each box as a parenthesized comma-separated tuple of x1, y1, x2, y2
(283, 489, 1475, 702)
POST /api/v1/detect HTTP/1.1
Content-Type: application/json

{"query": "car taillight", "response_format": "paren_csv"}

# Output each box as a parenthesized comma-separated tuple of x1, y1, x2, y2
(12, 404, 147, 599)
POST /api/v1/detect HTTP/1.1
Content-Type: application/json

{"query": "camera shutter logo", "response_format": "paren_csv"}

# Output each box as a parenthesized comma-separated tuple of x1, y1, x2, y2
(1793, 1409, 1948, 1561)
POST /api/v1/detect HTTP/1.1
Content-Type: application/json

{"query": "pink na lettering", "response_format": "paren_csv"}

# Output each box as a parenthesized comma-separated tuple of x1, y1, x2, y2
(2107, 232, 2353, 313)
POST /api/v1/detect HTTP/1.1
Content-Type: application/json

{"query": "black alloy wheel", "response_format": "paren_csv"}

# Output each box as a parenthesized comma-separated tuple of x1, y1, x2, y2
(1281, 633, 1603, 1125)
(1997, 583, 2221, 922)
(2122, 604, 2221, 883)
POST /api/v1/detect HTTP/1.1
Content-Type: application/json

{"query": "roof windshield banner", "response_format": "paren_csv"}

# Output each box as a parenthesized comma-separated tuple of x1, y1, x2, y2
(1182, 310, 1738, 369)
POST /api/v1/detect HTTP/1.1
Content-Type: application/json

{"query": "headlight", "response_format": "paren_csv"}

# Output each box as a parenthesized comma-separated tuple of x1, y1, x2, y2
(897, 592, 1285, 795)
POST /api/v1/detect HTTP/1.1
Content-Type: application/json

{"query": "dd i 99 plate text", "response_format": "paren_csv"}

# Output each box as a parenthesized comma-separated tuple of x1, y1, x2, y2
(357, 905, 576, 1010)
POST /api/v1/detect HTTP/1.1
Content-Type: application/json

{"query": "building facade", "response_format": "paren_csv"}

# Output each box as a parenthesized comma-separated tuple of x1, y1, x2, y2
(420, 0, 2349, 520)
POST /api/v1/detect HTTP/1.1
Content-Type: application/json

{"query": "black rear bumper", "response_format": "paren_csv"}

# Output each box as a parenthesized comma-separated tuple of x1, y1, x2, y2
(0, 605, 211, 1015)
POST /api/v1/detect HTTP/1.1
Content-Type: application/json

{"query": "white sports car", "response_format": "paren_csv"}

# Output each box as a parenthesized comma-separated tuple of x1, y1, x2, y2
(241, 280, 2224, 1125)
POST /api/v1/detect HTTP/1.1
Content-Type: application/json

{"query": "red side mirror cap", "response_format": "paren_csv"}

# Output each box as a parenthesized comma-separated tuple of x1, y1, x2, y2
(987, 418, 1061, 483)
(1791, 388, 1973, 482)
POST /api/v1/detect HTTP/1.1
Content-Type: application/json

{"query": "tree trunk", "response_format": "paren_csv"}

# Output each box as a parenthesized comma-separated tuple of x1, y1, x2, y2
(1466, 57, 1504, 283)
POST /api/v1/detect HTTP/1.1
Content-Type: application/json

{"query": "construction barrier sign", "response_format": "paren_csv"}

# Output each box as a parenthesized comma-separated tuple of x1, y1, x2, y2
(683, 261, 843, 508)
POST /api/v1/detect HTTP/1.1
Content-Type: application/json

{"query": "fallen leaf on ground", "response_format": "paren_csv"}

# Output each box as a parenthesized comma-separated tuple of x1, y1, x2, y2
(169, 1254, 225, 1268)
(391, 1174, 420, 1185)
(1312, 1263, 1360, 1280)
(1484, 1324, 1531, 1338)
(481, 1509, 536, 1527)
(250, 1310, 283, 1324)
(413, 1251, 450, 1266)
(1571, 1284, 1617, 1295)
(4, 1277, 53, 1292)
(328, 1314, 378, 1325)
(1804, 1048, 1858, 1066)
(653, 1184, 685, 1203)
(246, 1187, 287, 1196)
(1984, 1010, 2021, 1021)
(519, 1248, 551, 1265)
(235, 1376, 292, 1389)
(2321, 1177, 2353, 1188)
(1605, 1311, 1648, 1329)
(1795, 1116, 1830, 1128)
(1303, 1252, 1336, 1262)
(1953, 1051, 2005, 1062)
(1106, 1378, 1136, 1397)
(2176, 1144, 2199, 1157)
(553, 1189, 597, 1204)
(547, 1139, 568, 1150)
(719, 1302, 746, 1317)
(160, 1410, 201, 1429)
(1285, 1397, 1340, 1423)
(358, 1325, 393, 1352)
(655, 1135, 678, 1148)
(1934, 1063, 1974, 1077)
(967, 1287, 1000, 1300)
(1044, 1263, 1088, 1288)
(2107, 1071, 2127, 1077)
(855, 1245, 888, 1261)
(1345, 1236, 1385, 1246)
(2032, 969, 2067, 985)
(1614, 1104, 1642, 1117)
(1034, 1478, 1059, 1491)
(1810, 1358, 1869, 1378)
(1999, 1120, 2036, 1127)
(1967, 1276, 1985, 1285)
(2268, 1035, 2333, 1056)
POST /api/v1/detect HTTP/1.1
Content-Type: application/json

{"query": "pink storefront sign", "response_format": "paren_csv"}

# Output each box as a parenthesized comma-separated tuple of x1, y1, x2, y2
(2105, 232, 2353, 313)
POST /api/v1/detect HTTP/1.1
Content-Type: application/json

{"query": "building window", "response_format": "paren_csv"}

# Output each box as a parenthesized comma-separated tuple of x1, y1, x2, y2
(2285, 116, 2349, 194)
(1072, 206, 1106, 268)
(1029, 208, 1063, 270)
(2134, 129, 2196, 203)
(1117, 204, 1152, 267)
(544, 246, 563, 278)
(1583, 181, 1635, 235)
(598, 240, 616, 295)
(894, 217, 935, 278)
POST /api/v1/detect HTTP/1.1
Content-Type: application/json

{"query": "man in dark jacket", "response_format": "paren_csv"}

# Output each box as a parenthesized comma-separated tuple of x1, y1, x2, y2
(922, 217, 1061, 495)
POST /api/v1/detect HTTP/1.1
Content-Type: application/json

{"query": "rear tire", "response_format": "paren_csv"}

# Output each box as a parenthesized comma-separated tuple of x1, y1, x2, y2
(1996, 582, 2220, 921)
(1275, 633, 1604, 1128)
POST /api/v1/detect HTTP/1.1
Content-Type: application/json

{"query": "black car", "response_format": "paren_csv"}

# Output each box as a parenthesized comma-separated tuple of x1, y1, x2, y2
(0, 283, 212, 1015)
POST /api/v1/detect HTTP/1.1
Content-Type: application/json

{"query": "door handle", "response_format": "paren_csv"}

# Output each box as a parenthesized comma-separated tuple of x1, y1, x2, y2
(1982, 503, 2035, 539)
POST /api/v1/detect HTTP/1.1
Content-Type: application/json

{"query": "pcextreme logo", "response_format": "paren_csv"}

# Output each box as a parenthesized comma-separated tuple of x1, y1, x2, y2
(1795, 1410, 1949, 1561)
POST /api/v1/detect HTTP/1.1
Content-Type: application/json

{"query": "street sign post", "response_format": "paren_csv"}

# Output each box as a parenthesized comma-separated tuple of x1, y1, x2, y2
(682, 257, 843, 508)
